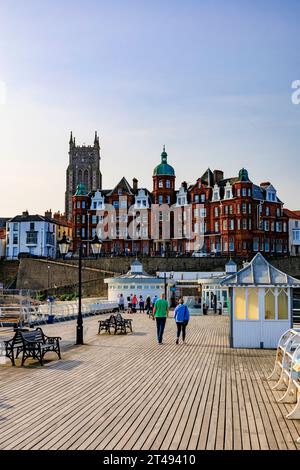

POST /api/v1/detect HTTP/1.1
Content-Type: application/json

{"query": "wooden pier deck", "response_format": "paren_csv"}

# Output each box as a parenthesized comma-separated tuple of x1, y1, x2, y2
(0, 314, 300, 450)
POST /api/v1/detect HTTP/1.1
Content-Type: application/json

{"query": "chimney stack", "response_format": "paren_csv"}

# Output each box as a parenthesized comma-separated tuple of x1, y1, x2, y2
(45, 210, 52, 219)
(213, 170, 224, 184)
(22, 210, 29, 217)
(133, 178, 138, 193)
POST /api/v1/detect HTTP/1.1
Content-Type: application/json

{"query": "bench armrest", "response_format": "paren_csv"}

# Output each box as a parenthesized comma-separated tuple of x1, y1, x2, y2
(44, 335, 62, 341)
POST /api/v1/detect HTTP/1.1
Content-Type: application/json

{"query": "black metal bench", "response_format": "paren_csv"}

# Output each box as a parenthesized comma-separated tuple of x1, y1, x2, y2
(98, 314, 133, 335)
(4, 328, 61, 366)
(115, 313, 133, 333)
(98, 315, 115, 335)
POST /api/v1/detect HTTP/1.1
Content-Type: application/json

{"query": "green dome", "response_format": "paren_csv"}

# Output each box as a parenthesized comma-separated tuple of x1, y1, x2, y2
(153, 146, 175, 177)
(238, 168, 250, 182)
(75, 183, 87, 196)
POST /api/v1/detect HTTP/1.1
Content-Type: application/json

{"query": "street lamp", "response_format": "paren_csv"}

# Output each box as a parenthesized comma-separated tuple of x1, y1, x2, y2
(58, 233, 70, 260)
(90, 235, 103, 259)
(58, 234, 102, 345)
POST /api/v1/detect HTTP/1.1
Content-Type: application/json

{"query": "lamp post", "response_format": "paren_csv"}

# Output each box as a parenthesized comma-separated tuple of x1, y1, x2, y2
(58, 234, 102, 345)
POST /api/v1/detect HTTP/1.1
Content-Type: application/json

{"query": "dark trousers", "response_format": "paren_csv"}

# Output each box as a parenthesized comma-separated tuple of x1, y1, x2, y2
(176, 322, 188, 341)
(156, 317, 167, 344)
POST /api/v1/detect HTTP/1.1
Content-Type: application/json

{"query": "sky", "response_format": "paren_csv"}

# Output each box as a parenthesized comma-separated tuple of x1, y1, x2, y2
(0, 0, 299, 217)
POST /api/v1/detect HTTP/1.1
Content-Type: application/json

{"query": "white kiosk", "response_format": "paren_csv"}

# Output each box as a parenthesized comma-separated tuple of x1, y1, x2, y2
(221, 253, 300, 349)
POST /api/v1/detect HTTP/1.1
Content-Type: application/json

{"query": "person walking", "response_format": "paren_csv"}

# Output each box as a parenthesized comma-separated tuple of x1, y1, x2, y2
(118, 293, 125, 312)
(174, 298, 190, 344)
(146, 295, 151, 316)
(153, 293, 169, 345)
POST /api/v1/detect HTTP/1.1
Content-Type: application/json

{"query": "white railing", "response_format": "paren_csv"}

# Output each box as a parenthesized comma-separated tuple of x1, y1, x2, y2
(0, 300, 119, 326)
(268, 328, 300, 441)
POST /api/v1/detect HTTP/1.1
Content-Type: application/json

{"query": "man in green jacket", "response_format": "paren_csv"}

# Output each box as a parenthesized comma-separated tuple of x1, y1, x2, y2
(153, 293, 169, 344)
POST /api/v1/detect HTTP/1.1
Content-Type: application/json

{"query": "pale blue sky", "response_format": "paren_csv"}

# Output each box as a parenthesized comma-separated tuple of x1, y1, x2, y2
(0, 0, 299, 216)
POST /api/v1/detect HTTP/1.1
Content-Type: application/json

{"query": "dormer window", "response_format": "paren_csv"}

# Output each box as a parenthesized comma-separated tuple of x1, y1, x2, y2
(212, 184, 220, 201)
(224, 182, 233, 200)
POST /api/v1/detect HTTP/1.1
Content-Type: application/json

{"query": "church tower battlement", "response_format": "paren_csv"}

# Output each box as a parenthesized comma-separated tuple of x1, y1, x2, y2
(65, 132, 102, 220)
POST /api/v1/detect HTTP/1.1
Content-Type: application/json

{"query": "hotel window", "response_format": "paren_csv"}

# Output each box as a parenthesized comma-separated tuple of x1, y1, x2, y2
(201, 194, 206, 203)
(213, 191, 219, 201)
(113, 201, 119, 209)
(283, 223, 287, 232)
(82, 201, 86, 209)
(230, 220, 234, 230)
(224, 206, 229, 215)
(194, 195, 199, 203)
(81, 228, 85, 238)
(159, 196, 163, 204)
(271, 222, 275, 232)
(223, 220, 227, 230)
(166, 196, 171, 204)
(215, 222, 219, 232)
(229, 237, 234, 251)
(265, 240, 270, 252)
(242, 188, 247, 197)
(242, 219, 247, 230)
(120, 200, 127, 209)
(159, 180, 164, 188)
(82, 215, 85, 223)
(253, 238, 259, 251)
(248, 188, 252, 196)
(249, 219, 252, 230)
(166, 180, 171, 189)
(264, 220, 270, 231)
(242, 203, 247, 214)
(276, 208, 281, 217)
(13, 234, 18, 245)
(237, 189, 241, 197)
(13, 223, 18, 231)
(77, 202, 80, 209)
(229, 205, 233, 215)
(266, 206, 270, 216)
(237, 219, 241, 230)
(214, 207, 219, 217)
(248, 204, 252, 214)
(92, 215, 97, 224)
(237, 204, 241, 214)
(200, 208, 206, 218)
(276, 222, 282, 232)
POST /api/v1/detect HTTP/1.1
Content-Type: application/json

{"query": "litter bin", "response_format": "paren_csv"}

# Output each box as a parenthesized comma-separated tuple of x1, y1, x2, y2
(47, 314, 55, 324)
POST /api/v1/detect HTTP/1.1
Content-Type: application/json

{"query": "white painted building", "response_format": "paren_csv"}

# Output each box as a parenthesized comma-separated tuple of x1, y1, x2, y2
(105, 260, 165, 307)
(284, 209, 300, 256)
(6, 212, 57, 260)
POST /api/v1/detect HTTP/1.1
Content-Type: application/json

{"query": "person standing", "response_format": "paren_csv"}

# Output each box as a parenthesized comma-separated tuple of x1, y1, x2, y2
(153, 293, 169, 345)
(118, 293, 125, 312)
(132, 294, 137, 313)
(174, 298, 190, 344)
(139, 295, 144, 312)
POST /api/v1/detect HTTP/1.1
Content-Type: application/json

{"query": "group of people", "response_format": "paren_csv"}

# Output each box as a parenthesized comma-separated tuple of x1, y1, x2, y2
(118, 293, 159, 315)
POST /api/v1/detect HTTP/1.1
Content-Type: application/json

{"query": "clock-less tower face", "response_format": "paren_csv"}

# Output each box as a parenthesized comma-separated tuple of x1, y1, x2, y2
(152, 147, 176, 205)
(65, 133, 102, 221)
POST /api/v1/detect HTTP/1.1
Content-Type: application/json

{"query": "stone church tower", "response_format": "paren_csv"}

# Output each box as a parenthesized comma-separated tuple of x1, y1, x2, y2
(65, 132, 102, 220)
